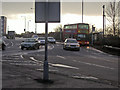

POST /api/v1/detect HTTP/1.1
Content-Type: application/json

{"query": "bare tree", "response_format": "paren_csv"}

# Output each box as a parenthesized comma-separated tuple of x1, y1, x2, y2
(106, 1, 119, 36)
(54, 24, 63, 32)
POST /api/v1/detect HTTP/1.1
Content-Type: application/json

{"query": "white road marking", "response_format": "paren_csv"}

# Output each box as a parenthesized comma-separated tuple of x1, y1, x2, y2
(50, 63, 79, 70)
(36, 69, 58, 72)
(10, 63, 37, 66)
(11, 42, 14, 46)
(20, 55, 24, 59)
(30, 57, 43, 63)
(57, 55, 66, 59)
(89, 55, 117, 63)
(76, 60, 115, 70)
(1, 60, 36, 63)
(72, 76, 98, 80)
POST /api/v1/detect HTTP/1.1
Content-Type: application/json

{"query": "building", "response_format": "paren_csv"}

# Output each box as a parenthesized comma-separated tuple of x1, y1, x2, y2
(0, 16, 7, 35)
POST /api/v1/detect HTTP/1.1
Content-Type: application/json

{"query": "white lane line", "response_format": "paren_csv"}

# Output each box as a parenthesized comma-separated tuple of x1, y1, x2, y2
(50, 63, 79, 70)
(89, 55, 117, 63)
(56, 55, 66, 59)
(76, 60, 115, 70)
(1, 60, 35, 63)
(30, 57, 43, 63)
(48, 44, 54, 50)
(11, 41, 14, 46)
(30, 57, 79, 70)
(10, 63, 37, 66)
(20, 55, 24, 59)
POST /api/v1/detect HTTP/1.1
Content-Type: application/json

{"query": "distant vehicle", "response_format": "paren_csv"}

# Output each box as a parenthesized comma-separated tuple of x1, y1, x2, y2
(48, 37, 56, 44)
(32, 35, 38, 39)
(0, 39, 6, 50)
(7, 31, 15, 39)
(37, 37, 45, 45)
(2, 36, 7, 39)
(63, 38, 80, 51)
(21, 38, 40, 50)
(63, 23, 89, 45)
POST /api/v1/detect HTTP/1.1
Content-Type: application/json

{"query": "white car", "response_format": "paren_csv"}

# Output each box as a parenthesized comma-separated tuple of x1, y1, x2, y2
(48, 37, 56, 44)
(63, 38, 80, 51)
(37, 37, 45, 45)
(32, 35, 38, 39)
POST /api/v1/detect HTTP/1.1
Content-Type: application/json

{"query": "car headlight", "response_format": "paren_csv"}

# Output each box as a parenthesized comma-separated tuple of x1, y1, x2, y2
(76, 45, 80, 47)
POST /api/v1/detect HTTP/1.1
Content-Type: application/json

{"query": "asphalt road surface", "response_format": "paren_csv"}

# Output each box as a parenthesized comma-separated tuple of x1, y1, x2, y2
(1, 38, 119, 88)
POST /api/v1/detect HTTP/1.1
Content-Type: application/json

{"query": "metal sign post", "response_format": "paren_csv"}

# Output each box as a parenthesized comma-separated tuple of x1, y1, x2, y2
(35, 0, 60, 81)
(44, 1, 49, 81)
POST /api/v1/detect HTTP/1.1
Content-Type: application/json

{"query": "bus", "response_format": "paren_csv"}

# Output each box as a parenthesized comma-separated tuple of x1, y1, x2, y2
(63, 23, 89, 45)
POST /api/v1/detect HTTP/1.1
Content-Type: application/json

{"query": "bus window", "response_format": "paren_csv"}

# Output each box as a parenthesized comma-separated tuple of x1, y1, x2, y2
(78, 24, 89, 29)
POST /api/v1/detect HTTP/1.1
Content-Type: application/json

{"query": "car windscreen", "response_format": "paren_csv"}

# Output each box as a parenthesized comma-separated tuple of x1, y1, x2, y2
(25, 39, 36, 42)
(38, 38, 45, 40)
(48, 37, 54, 39)
(66, 40, 77, 43)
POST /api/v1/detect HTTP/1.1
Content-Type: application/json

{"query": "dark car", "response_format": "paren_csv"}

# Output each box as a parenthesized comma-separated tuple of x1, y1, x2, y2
(0, 40, 6, 50)
(21, 38, 40, 50)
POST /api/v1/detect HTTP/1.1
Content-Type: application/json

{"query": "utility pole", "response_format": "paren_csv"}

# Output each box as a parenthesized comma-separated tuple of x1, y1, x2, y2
(21, 16, 26, 33)
(118, 1, 120, 37)
(82, 0, 84, 23)
(103, 5, 105, 38)
(35, 23, 37, 34)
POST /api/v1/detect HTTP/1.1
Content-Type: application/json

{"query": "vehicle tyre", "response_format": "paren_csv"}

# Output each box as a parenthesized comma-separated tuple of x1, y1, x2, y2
(63, 46, 66, 50)
(2, 46, 5, 50)
(21, 47, 24, 50)
(37, 46, 39, 49)
(77, 48, 80, 51)
(34, 46, 38, 50)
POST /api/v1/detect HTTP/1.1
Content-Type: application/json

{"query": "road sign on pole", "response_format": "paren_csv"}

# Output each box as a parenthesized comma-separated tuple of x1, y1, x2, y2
(35, 0, 60, 81)
(35, 0, 60, 23)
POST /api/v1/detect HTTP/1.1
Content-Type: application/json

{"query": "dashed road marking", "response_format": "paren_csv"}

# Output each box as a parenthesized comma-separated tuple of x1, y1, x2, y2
(56, 55, 66, 59)
(75, 60, 115, 70)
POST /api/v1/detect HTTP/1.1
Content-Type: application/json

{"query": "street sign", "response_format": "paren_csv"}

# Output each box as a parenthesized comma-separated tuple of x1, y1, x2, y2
(35, 1, 60, 23)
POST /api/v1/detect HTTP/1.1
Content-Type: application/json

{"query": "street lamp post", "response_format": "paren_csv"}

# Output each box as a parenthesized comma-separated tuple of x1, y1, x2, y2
(82, 0, 84, 23)
(31, 7, 37, 34)
(27, 20, 31, 31)
(21, 16, 26, 33)
(103, 5, 105, 46)
(103, 5, 105, 38)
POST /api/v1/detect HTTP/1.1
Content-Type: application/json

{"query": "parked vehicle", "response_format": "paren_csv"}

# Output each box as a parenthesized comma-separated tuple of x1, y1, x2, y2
(37, 37, 45, 45)
(63, 38, 80, 51)
(0, 39, 6, 50)
(21, 38, 40, 50)
(48, 37, 56, 44)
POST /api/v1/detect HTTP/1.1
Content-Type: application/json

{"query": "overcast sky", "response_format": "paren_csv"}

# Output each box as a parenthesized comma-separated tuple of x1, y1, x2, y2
(2, 2, 108, 18)
(1, 1, 117, 34)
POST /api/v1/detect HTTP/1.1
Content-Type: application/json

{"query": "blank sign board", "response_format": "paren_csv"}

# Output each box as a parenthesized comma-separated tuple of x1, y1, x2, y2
(35, 1, 60, 23)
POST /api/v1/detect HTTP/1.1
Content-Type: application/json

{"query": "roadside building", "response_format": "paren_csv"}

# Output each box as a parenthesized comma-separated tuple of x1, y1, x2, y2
(0, 16, 7, 35)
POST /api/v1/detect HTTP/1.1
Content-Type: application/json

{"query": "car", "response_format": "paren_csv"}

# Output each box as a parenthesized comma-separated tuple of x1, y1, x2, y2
(0, 39, 6, 50)
(32, 35, 38, 39)
(37, 37, 45, 45)
(63, 38, 80, 51)
(21, 38, 40, 50)
(48, 37, 56, 44)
